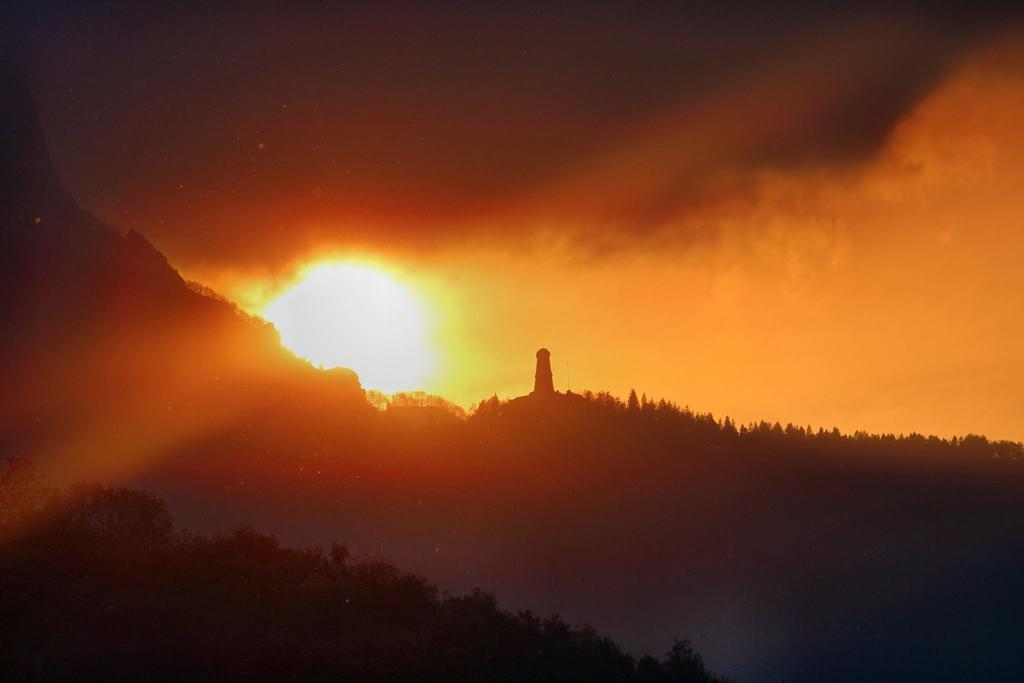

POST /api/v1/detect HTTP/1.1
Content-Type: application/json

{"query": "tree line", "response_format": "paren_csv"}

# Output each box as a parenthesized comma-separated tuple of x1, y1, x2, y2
(0, 455, 730, 682)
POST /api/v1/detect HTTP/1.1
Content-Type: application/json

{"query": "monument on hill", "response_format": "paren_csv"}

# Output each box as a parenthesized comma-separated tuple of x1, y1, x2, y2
(533, 348, 554, 395)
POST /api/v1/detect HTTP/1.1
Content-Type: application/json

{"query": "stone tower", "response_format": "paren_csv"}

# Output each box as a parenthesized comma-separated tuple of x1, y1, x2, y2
(533, 348, 554, 395)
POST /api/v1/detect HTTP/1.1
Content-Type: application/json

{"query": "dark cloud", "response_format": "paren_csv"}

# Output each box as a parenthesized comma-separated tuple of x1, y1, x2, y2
(3, 2, 1021, 269)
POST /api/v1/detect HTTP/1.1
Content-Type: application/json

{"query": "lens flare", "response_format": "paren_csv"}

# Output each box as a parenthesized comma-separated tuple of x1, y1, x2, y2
(262, 263, 436, 393)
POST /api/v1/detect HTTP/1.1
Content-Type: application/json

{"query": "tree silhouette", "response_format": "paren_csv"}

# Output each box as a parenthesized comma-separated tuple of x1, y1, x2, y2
(628, 389, 640, 412)
(0, 465, 730, 682)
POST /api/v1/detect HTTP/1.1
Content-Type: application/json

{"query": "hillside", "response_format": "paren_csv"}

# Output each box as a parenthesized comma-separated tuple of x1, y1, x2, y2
(0, 66, 363, 483)
(130, 390, 1024, 681)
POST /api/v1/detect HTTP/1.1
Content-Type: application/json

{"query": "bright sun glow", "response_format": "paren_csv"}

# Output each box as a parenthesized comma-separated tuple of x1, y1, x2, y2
(262, 263, 436, 393)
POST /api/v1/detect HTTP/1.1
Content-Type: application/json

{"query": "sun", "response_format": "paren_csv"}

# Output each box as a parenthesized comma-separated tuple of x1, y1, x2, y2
(262, 262, 436, 393)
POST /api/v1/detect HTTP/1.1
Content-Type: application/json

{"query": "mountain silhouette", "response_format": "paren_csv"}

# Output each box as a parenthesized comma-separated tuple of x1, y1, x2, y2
(1, 65, 189, 340)
(0, 65, 362, 471)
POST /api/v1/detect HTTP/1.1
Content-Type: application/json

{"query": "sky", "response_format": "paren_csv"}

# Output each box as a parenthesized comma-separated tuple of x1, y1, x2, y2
(6, 2, 1024, 439)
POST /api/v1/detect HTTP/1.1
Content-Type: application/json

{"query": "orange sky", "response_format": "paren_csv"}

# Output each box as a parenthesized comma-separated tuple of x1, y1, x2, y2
(167, 36, 1024, 442)
(12, 5, 1021, 442)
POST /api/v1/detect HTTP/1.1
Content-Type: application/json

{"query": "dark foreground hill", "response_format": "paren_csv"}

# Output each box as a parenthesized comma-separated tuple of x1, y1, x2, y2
(0, 457, 726, 683)
(135, 391, 1024, 682)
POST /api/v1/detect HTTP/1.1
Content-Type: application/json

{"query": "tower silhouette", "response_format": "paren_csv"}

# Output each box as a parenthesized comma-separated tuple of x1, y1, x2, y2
(533, 348, 554, 395)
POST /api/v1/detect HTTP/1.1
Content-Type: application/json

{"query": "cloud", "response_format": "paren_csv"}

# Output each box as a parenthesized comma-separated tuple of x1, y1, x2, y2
(8, 3, 1017, 272)
(394, 33, 1024, 439)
